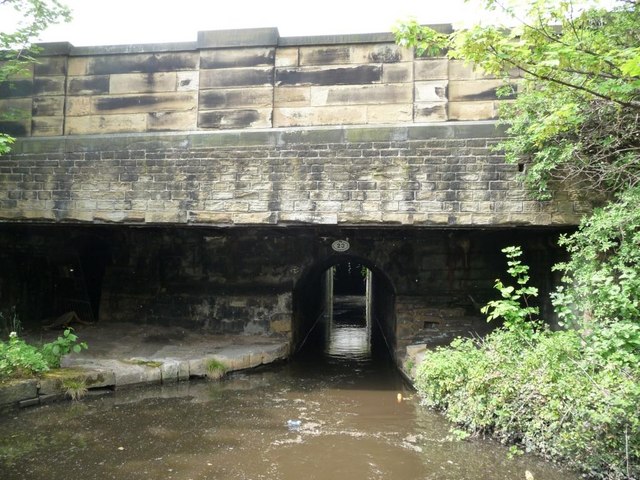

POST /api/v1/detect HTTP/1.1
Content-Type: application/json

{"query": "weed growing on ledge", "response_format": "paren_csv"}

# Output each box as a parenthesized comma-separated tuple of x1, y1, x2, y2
(206, 358, 227, 378)
(62, 377, 88, 401)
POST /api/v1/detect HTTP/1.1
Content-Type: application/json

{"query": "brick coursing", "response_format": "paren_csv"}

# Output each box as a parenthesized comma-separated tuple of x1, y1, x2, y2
(0, 127, 583, 226)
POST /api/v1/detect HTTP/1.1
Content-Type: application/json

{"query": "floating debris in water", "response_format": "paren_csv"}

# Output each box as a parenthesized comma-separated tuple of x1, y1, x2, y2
(286, 419, 302, 430)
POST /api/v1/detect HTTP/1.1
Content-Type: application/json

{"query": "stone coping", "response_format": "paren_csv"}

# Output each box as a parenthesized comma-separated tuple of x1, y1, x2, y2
(35, 24, 454, 55)
(10, 121, 507, 155)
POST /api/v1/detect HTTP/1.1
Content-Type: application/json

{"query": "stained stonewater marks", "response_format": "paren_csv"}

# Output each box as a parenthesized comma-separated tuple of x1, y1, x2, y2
(0, 0, 71, 153)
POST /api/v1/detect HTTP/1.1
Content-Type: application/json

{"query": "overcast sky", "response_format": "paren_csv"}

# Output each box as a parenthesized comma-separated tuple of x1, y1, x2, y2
(3, 0, 499, 47)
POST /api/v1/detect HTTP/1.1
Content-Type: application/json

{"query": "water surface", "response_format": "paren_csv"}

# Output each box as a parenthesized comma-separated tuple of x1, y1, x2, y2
(0, 310, 579, 480)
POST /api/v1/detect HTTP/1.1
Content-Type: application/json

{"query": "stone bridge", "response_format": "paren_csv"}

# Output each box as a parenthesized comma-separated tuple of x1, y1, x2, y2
(0, 27, 584, 358)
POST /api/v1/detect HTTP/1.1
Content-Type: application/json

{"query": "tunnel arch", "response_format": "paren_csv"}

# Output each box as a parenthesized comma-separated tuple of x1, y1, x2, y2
(292, 253, 397, 358)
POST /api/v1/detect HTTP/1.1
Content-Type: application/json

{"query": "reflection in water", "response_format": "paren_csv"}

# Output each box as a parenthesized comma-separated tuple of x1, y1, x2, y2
(0, 302, 580, 480)
(325, 295, 370, 360)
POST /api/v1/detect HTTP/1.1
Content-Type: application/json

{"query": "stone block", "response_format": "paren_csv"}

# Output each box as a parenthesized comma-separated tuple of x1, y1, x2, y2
(34, 56, 67, 76)
(270, 315, 291, 334)
(275, 47, 299, 67)
(279, 211, 338, 224)
(160, 361, 180, 383)
(449, 79, 508, 102)
(84, 370, 116, 388)
(274, 106, 366, 127)
(414, 103, 447, 122)
(187, 211, 233, 224)
(414, 59, 449, 81)
(82, 52, 199, 75)
(146, 210, 186, 223)
(114, 362, 162, 387)
(337, 211, 383, 223)
(448, 101, 498, 121)
(232, 212, 276, 224)
(198, 108, 272, 129)
(67, 57, 89, 76)
(65, 114, 147, 134)
(0, 379, 38, 406)
(67, 75, 110, 95)
(0, 79, 33, 98)
(65, 96, 92, 116)
(34, 76, 65, 95)
(32, 96, 64, 116)
(367, 104, 413, 124)
(109, 72, 178, 94)
(414, 81, 448, 102)
(198, 27, 279, 48)
(147, 110, 197, 131)
(188, 357, 208, 377)
(276, 64, 382, 86)
(299, 44, 410, 66)
(449, 60, 495, 80)
(310, 83, 412, 106)
(177, 71, 199, 91)
(199, 67, 274, 88)
(199, 87, 273, 109)
(0, 98, 32, 115)
(178, 361, 190, 381)
(382, 63, 413, 83)
(200, 47, 275, 69)
(274, 86, 310, 107)
(93, 92, 197, 114)
(31, 116, 64, 136)
(38, 377, 63, 395)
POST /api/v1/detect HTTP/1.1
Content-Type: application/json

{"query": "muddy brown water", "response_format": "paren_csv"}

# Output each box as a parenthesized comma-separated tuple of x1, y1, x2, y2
(0, 317, 579, 480)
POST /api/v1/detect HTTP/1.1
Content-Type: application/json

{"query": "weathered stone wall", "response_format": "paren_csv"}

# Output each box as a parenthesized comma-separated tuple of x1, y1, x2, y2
(0, 123, 585, 227)
(0, 225, 569, 354)
(0, 27, 515, 137)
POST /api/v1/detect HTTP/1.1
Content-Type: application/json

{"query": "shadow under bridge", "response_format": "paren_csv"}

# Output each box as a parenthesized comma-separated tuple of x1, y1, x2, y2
(292, 255, 396, 362)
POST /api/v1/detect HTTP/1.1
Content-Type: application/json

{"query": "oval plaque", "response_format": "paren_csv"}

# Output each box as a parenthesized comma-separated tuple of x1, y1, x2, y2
(331, 239, 350, 252)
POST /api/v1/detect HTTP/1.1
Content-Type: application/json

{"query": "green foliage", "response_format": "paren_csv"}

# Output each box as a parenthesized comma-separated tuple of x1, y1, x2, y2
(552, 186, 640, 329)
(393, 18, 449, 56)
(395, 0, 640, 200)
(414, 248, 640, 479)
(40, 328, 88, 369)
(0, 333, 49, 378)
(481, 246, 539, 332)
(0, 134, 15, 155)
(206, 358, 227, 374)
(61, 377, 87, 401)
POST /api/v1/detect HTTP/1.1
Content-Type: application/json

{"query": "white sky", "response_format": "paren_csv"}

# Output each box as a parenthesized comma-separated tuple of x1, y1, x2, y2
(2, 0, 499, 47)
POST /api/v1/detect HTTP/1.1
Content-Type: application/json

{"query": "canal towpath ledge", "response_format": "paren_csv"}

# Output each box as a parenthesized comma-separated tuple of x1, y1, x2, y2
(0, 323, 289, 409)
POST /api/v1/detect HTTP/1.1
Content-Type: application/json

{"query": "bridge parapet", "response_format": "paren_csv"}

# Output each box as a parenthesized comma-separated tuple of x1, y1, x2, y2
(0, 27, 587, 227)
(1, 26, 513, 137)
(1, 122, 586, 226)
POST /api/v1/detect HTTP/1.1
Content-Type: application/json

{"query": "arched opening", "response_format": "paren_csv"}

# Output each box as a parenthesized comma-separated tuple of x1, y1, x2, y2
(292, 255, 396, 363)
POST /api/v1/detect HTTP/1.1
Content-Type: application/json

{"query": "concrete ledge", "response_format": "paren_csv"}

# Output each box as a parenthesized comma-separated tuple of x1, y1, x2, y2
(0, 338, 290, 409)
(10, 121, 504, 154)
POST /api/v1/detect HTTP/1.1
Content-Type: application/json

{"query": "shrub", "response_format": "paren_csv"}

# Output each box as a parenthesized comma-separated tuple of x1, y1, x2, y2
(414, 247, 639, 479)
(41, 328, 88, 369)
(0, 333, 49, 379)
